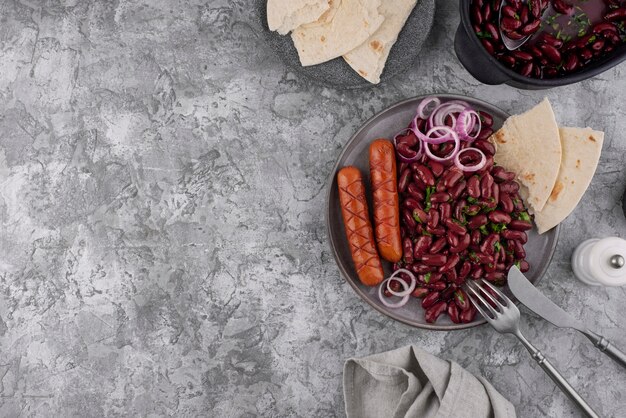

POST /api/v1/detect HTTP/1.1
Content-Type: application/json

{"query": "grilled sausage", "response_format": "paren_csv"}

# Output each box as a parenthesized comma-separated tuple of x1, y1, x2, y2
(337, 166, 384, 286)
(369, 139, 402, 262)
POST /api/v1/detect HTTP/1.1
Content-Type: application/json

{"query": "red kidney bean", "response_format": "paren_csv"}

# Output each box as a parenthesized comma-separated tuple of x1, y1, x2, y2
(444, 267, 458, 284)
(508, 219, 532, 231)
(605, 8, 626, 22)
(499, 181, 519, 194)
(448, 303, 461, 323)
(480, 173, 494, 199)
(439, 202, 451, 220)
(422, 291, 441, 309)
(413, 164, 435, 186)
(491, 182, 500, 204)
(467, 176, 481, 198)
(472, 4, 484, 25)
(481, 39, 495, 55)
(453, 289, 471, 311)
(520, 5, 530, 24)
(478, 111, 493, 128)
(483, 2, 493, 21)
(470, 230, 482, 246)
(580, 48, 594, 61)
(411, 263, 433, 274)
(446, 232, 460, 248)
(520, 61, 534, 77)
(470, 266, 484, 280)
(413, 236, 432, 258)
(484, 260, 497, 272)
(457, 261, 471, 280)
(412, 286, 429, 298)
(403, 237, 414, 263)
(413, 208, 430, 224)
(443, 168, 464, 189)
(553, 0, 574, 15)
(539, 32, 564, 49)
(464, 205, 480, 217)
(480, 233, 500, 255)
(488, 210, 512, 224)
(476, 128, 494, 141)
(428, 161, 444, 178)
(403, 209, 417, 230)
(499, 193, 514, 213)
(428, 211, 440, 229)
(431, 192, 451, 204)
(425, 301, 447, 323)
(593, 22, 619, 35)
(403, 197, 422, 211)
(425, 272, 443, 284)
(590, 39, 606, 52)
(478, 197, 498, 211)
(453, 200, 468, 221)
(501, 16, 522, 32)
(444, 218, 467, 236)
(502, 229, 528, 243)
(435, 181, 446, 193)
(449, 180, 467, 200)
(467, 214, 488, 230)
(412, 173, 427, 191)
(484, 271, 505, 282)
(501, 5, 517, 18)
(430, 237, 447, 254)
(530, 0, 542, 18)
(519, 260, 530, 273)
(491, 166, 515, 182)
(406, 183, 425, 200)
(440, 284, 457, 301)
(499, 54, 516, 68)
(460, 305, 477, 323)
(422, 253, 447, 266)
(428, 281, 447, 291)
(426, 225, 446, 236)
(398, 168, 411, 193)
(474, 252, 494, 265)
(439, 254, 460, 273)
(506, 30, 526, 40)
(484, 22, 500, 42)
(396, 133, 418, 148)
(450, 233, 471, 253)
(511, 243, 526, 261)
(512, 50, 534, 62)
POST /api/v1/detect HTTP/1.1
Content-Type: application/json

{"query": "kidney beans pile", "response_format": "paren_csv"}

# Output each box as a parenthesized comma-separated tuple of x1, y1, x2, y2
(386, 112, 532, 324)
(471, 0, 626, 79)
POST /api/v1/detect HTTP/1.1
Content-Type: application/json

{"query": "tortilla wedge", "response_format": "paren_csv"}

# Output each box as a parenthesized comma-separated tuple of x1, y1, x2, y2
(534, 127, 604, 234)
(267, 0, 330, 35)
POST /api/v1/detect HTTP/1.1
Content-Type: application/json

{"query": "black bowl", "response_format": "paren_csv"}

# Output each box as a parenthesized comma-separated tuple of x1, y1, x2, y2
(454, 1, 626, 89)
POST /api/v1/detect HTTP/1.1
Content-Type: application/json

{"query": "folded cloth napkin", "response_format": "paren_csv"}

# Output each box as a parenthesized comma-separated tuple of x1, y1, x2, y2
(344, 345, 516, 418)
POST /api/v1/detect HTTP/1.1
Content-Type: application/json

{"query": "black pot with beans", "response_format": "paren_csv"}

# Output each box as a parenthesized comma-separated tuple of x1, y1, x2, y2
(455, 0, 626, 88)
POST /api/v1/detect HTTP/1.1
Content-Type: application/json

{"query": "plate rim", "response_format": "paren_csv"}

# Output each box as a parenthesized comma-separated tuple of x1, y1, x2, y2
(325, 93, 561, 330)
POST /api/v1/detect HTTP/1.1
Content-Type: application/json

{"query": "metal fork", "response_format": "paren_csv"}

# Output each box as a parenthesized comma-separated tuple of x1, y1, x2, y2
(466, 280, 600, 418)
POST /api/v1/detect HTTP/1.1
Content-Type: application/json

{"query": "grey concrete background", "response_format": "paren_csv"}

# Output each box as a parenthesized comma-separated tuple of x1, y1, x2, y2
(1, 0, 625, 417)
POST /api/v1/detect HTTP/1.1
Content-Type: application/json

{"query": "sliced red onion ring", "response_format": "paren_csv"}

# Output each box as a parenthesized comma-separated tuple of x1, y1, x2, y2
(378, 277, 411, 308)
(393, 128, 423, 162)
(424, 127, 460, 162)
(416, 97, 441, 120)
(456, 109, 481, 142)
(386, 268, 416, 297)
(428, 103, 467, 128)
(454, 147, 486, 172)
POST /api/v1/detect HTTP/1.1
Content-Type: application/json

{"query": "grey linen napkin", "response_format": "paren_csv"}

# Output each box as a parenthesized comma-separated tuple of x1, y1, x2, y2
(344, 345, 516, 418)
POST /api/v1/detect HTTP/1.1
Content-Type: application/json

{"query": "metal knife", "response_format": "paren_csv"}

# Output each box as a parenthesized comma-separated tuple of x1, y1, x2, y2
(508, 266, 626, 369)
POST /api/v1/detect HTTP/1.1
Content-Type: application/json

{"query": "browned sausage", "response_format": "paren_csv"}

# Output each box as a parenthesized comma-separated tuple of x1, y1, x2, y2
(337, 166, 384, 286)
(369, 139, 402, 262)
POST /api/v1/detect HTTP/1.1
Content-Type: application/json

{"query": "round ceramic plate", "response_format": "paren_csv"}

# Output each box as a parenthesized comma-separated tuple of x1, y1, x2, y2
(257, 0, 436, 89)
(326, 94, 560, 330)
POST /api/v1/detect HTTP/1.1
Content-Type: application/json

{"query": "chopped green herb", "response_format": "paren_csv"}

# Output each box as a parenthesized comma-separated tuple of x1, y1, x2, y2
(588, 35, 597, 44)
(413, 212, 423, 223)
(479, 225, 489, 235)
(423, 272, 432, 284)
(517, 211, 531, 222)
(422, 231, 432, 237)
(467, 197, 478, 204)
(494, 241, 502, 252)
(424, 186, 435, 211)
(476, 31, 493, 39)
(469, 251, 479, 262)
(490, 223, 508, 233)
(514, 260, 522, 269)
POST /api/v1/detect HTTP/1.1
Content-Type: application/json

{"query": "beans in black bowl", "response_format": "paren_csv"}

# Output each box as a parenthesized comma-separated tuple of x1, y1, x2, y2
(470, 0, 626, 79)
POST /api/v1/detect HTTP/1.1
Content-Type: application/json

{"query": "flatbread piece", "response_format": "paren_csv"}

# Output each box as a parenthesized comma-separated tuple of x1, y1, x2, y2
(490, 98, 562, 213)
(534, 127, 604, 234)
(267, 0, 330, 35)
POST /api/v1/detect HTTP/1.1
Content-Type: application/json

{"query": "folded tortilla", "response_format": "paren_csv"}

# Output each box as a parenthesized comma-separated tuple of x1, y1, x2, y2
(267, 0, 330, 35)
(534, 127, 604, 234)
(291, 0, 385, 66)
(490, 98, 562, 213)
(343, 0, 417, 84)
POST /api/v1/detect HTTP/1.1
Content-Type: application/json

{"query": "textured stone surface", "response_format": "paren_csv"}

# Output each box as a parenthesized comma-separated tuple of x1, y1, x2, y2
(1, 1, 625, 417)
